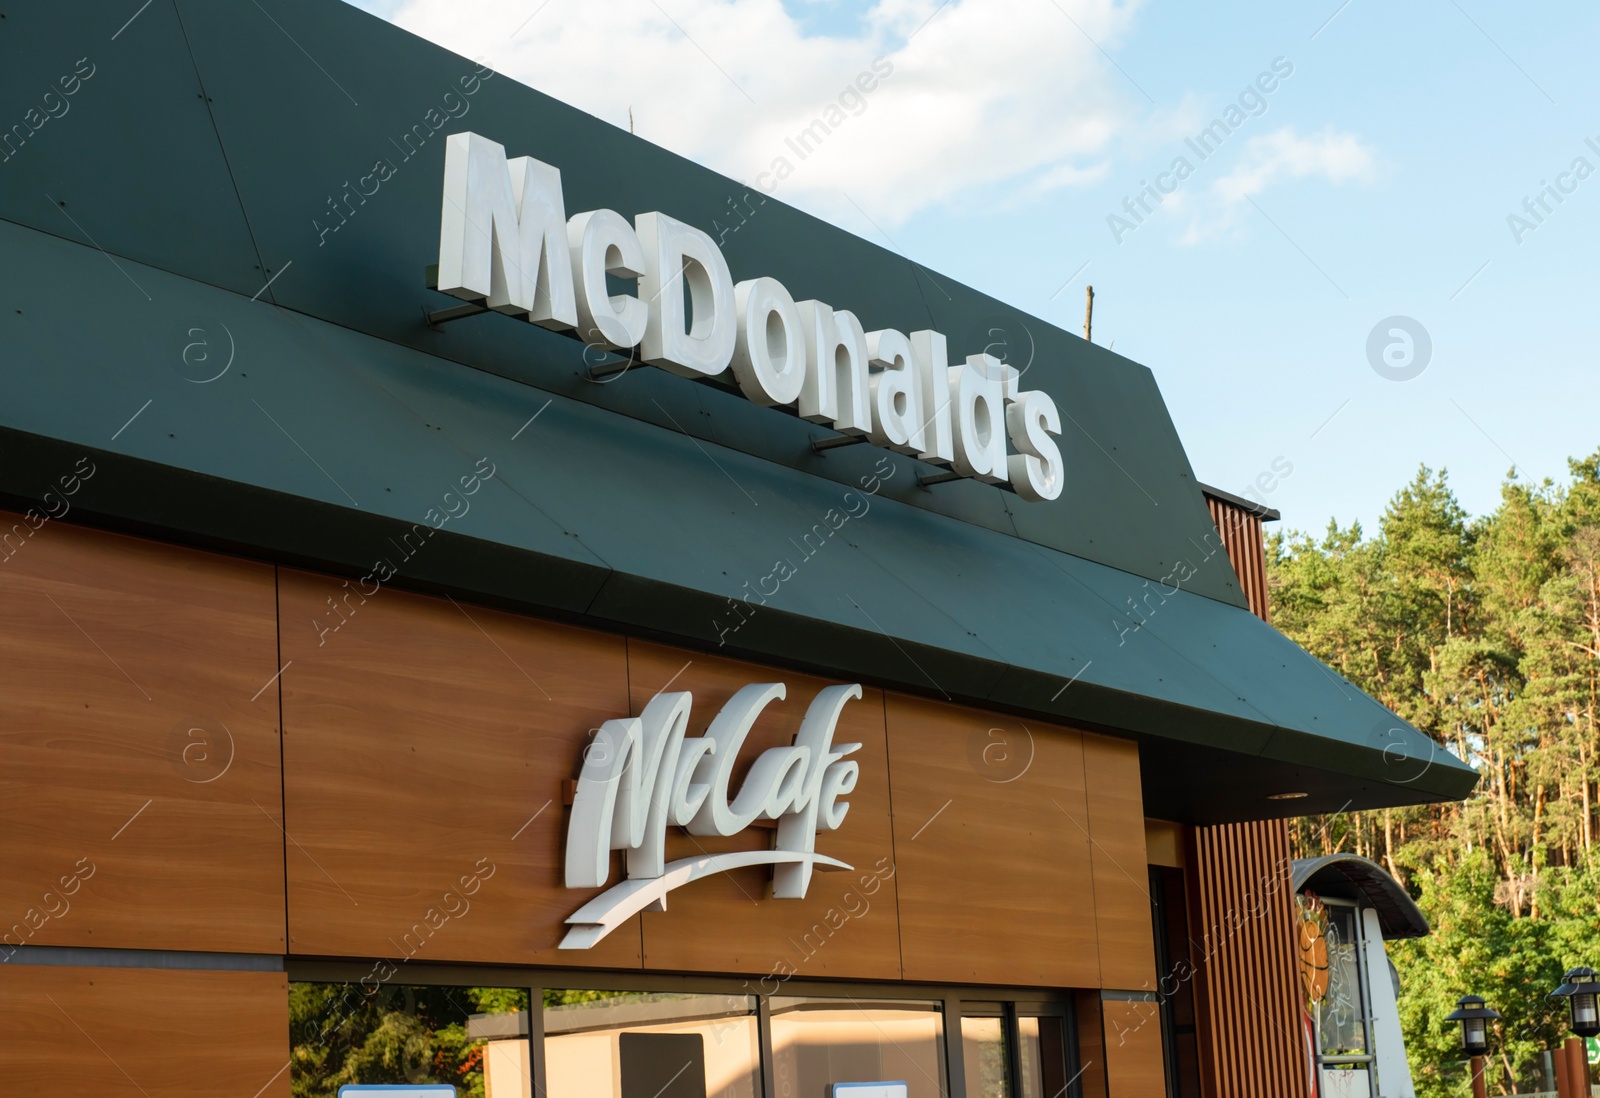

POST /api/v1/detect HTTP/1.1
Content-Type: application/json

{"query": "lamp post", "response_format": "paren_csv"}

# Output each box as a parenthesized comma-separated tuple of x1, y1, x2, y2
(1552, 968, 1599, 1098)
(1444, 995, 1499, 1098)
(1553, 967, 1600, 1039)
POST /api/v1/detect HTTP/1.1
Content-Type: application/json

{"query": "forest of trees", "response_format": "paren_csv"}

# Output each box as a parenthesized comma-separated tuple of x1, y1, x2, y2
(1269, 454, 1600, 1096)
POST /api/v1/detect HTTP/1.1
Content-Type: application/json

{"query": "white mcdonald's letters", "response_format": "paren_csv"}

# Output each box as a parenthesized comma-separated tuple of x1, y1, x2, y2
(560, 682, 862, 949)
(437, 131, 1064, 502)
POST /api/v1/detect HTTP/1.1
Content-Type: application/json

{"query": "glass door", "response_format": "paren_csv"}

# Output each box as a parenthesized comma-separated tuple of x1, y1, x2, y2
(543, 989, 761, 1098)
(1315, 900, 1377, 1097)
(961, 1001, 1073, 1098)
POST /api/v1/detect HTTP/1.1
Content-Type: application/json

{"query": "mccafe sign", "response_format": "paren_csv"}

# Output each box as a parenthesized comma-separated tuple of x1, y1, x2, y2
(561, 682, 861, 949)
(436, 132, 1064, 502)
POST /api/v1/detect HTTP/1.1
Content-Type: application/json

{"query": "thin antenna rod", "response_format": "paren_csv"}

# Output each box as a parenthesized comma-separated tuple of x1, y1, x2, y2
(1083, 284, 1095, 343)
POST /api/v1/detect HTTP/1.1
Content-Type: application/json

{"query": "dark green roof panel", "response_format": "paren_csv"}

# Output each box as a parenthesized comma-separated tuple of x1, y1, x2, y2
(0, 217, 1477, 820)
(0, 0, 1479, 821)
(0, 2, 267, 296)
(166, 0, 1242, 605)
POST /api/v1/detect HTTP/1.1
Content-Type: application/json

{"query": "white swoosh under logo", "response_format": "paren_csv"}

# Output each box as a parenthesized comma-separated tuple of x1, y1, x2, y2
(561, 850, 851, 949)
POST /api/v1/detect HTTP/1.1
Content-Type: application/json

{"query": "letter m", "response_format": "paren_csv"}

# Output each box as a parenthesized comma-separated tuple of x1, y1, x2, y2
(564, 693, 693, 888)
(437, 131, 577, 330)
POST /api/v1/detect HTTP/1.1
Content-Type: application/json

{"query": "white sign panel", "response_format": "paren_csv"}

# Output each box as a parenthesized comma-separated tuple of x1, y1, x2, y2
(337, 1087, 455, 1097)
(561, 683, 862, 948)
(829, 1084, 909, 1098)
(436, 132, 1064, 502)
(1317, 1069, 1370, 1098)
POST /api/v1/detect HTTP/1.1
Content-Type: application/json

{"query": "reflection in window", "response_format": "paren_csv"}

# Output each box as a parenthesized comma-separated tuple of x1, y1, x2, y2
(770, 997, 947, 1098)
(962, 1013, 1010, 1097)
(1016, 1015, 1069, 1098)
(289, 982, 531, 1098)
(1318, 906, 1368, 1058)
(543, 989, 760, 1098)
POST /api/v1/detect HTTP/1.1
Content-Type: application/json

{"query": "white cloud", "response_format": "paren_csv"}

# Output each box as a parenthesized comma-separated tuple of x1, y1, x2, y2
(349, 0, 1145, 227)
(1213, 126, 1376, 202)
(1180, 126, 1377, 243)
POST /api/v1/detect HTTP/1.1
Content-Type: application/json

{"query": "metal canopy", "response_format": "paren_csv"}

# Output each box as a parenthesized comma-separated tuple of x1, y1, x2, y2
(1293, 856, 1431, 940)
(0, 0, 1478, 822)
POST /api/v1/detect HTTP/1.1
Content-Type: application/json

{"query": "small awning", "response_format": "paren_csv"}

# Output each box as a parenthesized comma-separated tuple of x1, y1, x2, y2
(1293, 855, 1430, 940)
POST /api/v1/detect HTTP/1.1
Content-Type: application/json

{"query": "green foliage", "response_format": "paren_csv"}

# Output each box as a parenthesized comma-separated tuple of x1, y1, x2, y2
(1271, 460, 1600, 1095)
(1392, 854, 1569, 1097)
(289, 982, 529, 1098)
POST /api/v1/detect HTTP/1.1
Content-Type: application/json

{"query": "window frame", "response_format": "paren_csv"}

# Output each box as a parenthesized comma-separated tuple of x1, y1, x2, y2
(1313, 897, 1378, 1097)
(287, 960, 1081, 1098)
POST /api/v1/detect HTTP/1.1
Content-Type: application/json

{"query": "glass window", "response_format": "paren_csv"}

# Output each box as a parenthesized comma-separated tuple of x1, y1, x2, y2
(769, 996, 947, 1098)
(1318, 906, 1369, 1059)
(543, 989, 759, 1098)
(1150, 865, 1204, 1098)
(289, 982, 531, 1098)
(1016, 1015, 1068, 1098)
(962, 1008, 1010, 1097)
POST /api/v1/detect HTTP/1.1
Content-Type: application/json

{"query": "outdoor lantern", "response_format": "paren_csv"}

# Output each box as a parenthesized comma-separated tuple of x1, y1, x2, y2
(1444, 994, 1500, 1057)
(1551, 966, 1600, 1038)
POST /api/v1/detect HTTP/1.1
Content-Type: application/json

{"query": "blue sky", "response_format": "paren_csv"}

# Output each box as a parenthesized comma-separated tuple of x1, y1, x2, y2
(348, 0, 1600, 537)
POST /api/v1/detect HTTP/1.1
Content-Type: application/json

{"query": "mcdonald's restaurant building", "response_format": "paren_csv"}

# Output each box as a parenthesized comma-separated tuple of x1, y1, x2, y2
(0, 3, 1478, 1096)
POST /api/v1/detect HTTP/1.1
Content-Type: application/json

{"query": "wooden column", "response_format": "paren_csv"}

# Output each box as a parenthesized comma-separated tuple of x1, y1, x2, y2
(1566, 1037, 1590, 1098)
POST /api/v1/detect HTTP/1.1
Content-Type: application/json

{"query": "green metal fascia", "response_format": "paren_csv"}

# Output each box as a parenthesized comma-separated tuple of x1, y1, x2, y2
(0, 219, 1478, 819)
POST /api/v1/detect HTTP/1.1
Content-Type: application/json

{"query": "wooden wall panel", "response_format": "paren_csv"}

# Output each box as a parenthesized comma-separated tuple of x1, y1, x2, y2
(629, 641, 901, 980)
(1084, 734, 1154, 990)
(278, 569, 639, 968)
(1102, 998, 1168, 1098)
(887, 694, 1100, 987)
(0, 513, 285, 954)
(1075, 991, 1110, 1098)
(1189, 820, 1307, 1098)
(1144, 819, 1184, 869)
(0, 964, 290, 1097)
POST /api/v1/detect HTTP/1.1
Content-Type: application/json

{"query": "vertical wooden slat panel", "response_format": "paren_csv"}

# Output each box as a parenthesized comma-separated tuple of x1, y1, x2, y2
(1204, 496, 1270, 623)
(1183, 494, 1307, 1096)
(1187, 820, 1306, 1098)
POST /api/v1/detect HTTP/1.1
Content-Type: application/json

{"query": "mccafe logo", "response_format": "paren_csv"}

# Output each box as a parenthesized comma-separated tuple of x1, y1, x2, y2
(561, 683, 862, 949)
(436, 132, 1064, 501)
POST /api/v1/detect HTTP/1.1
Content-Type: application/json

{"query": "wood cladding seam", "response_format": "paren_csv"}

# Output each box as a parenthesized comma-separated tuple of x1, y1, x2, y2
(879, 691, 910, 982)
(273, 565, 292, 963)
(1079, 739, 1108, 994)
